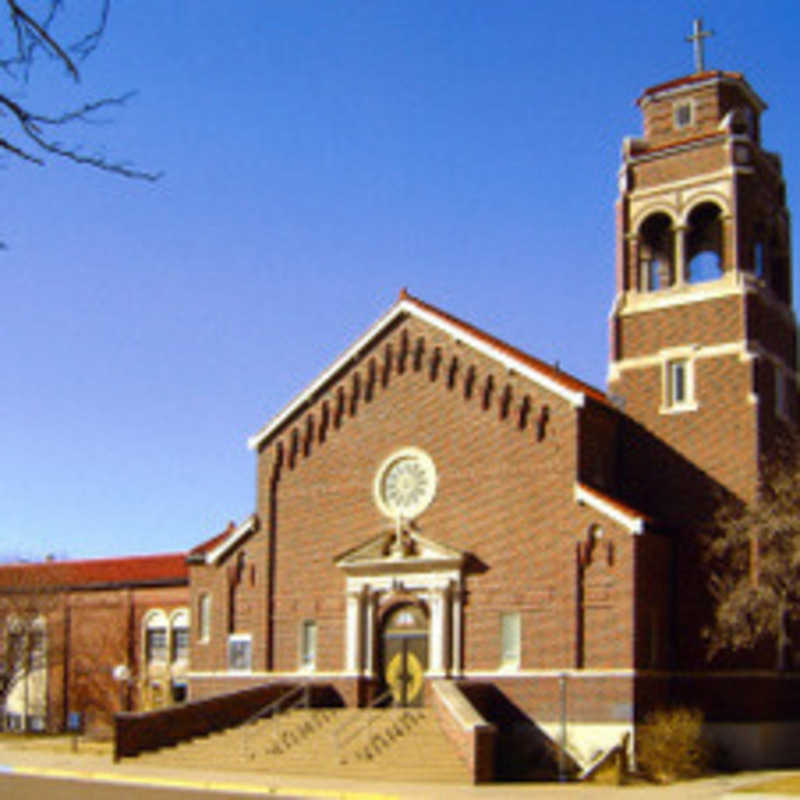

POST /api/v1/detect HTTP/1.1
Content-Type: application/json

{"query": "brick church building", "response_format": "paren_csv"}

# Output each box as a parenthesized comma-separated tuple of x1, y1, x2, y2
(3, 59, 799, 774)
(184, 65, 800, 770)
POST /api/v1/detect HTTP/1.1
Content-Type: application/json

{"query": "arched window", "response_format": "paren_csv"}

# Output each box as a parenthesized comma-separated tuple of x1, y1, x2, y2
(145, 611, 168, 663)
(637, 213, 673, 291)
(170, 609, 189, 662)
(686, 203, 724, 283)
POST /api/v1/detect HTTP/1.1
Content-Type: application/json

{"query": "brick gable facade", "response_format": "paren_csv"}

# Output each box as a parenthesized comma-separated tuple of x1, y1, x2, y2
(186, 67, 800, 770)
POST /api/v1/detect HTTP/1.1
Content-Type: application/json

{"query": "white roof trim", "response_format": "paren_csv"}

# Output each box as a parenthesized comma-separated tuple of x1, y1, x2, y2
(405, 302, 586, 408)
(574, 484, 644, 535)
(206, 516, 257, 564)
(248, 298, 586, 450)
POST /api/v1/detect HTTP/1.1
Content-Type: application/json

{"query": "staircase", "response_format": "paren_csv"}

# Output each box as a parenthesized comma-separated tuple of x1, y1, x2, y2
(133, 707, 471, 783)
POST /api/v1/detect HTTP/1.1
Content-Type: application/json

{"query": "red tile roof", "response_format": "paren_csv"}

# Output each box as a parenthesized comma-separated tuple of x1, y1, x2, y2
(400, 290, 609, 406)
(0, 552, 188, 591)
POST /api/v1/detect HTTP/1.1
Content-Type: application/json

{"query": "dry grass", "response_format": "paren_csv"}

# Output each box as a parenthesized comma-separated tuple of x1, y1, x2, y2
(636, 707, 710, 784)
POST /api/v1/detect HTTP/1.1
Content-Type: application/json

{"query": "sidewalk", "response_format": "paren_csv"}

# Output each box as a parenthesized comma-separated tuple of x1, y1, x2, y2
(0, 736, 794, 799)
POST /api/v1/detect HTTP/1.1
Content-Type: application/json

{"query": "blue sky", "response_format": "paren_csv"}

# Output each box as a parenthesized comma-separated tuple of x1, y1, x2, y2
(1, 1, 798, 560)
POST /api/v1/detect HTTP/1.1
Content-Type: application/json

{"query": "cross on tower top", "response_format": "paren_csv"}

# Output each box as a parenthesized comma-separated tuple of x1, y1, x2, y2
(686, 18, 713, 73)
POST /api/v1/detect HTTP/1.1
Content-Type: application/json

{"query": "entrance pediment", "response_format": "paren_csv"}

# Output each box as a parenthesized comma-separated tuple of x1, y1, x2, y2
(337, 525, 465, 680)
(335, 527, 464, 576)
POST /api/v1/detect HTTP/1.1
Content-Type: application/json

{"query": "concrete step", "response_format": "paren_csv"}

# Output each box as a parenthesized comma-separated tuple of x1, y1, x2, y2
(135, 707, 471, 783)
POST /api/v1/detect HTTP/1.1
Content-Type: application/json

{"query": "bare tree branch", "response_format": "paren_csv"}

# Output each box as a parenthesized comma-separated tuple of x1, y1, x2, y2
(0, 1, 161, 184)
(69, 0, 109, 63)
(6, 0, 79, 80)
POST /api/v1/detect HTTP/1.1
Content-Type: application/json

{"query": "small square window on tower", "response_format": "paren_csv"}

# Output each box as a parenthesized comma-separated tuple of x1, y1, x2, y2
(674, 101, 694, 129)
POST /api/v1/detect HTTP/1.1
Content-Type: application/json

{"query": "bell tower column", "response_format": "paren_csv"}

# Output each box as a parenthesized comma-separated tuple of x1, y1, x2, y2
(673, 224, 687, 285)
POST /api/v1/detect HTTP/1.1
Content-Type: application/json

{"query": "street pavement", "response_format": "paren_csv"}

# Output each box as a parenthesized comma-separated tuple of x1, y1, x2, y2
(0, 773, 301, 800)
(0, 736, 797, 799)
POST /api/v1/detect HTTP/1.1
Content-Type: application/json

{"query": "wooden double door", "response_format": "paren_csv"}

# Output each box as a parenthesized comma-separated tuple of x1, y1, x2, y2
(381, 604, 428, 707)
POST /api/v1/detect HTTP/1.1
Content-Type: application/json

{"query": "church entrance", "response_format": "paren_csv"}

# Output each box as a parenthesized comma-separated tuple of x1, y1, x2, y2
(381, 604, 428, 706)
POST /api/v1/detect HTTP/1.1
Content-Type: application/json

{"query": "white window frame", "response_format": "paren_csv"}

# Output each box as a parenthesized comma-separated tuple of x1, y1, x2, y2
(227, 634, 252, 673)
(499, 611, 521, 671)
(299, 620, 317, 671)
(170, 609, 190, 663)
(144, 611, 169, 664)
(660, 350, 698, 414)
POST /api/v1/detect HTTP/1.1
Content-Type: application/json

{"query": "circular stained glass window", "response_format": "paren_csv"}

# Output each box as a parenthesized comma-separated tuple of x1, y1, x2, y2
(374, 447, 437, 519)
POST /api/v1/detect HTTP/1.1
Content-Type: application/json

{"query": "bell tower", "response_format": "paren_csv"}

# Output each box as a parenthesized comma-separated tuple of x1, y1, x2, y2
(608, 28, 796, 504)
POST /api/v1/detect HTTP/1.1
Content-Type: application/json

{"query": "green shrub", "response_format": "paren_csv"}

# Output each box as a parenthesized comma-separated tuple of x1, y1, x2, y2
(636, 707, 710, 783)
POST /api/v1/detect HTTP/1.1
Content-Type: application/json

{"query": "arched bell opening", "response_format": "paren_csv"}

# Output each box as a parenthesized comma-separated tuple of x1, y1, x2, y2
(637, 212, 674, 291)
(686, 202, 724, 283)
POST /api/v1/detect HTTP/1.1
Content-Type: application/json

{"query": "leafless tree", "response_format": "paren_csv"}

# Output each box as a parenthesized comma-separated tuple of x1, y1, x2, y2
(0, 561, 64, 731)
(704, 444, 800, 670)
(70, 618, 128, 734)
(0, 0, 159, 179)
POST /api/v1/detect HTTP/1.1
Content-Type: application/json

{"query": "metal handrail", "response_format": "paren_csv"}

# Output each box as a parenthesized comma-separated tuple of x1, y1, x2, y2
(242, 684, 307, 728)
(334, 687, 394, 763)
(240, 684, 309, 760)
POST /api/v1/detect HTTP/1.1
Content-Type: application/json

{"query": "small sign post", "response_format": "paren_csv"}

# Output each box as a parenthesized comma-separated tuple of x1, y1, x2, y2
(67, 711, 82, 752)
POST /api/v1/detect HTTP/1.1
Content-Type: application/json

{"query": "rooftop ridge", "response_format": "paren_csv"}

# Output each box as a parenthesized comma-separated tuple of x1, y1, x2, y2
(401, 290, 608, 405)
(248, 291, 610, 451)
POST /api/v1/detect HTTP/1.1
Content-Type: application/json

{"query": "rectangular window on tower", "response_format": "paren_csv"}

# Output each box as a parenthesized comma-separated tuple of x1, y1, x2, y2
(500, 612, 521, 670)
(673, 101, 693, 129)
(669, 359, 687, 404)
(662, 356, 697, 413)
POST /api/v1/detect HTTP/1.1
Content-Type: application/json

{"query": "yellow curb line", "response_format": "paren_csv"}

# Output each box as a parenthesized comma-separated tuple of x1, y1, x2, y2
(3, 764, 402, 800)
